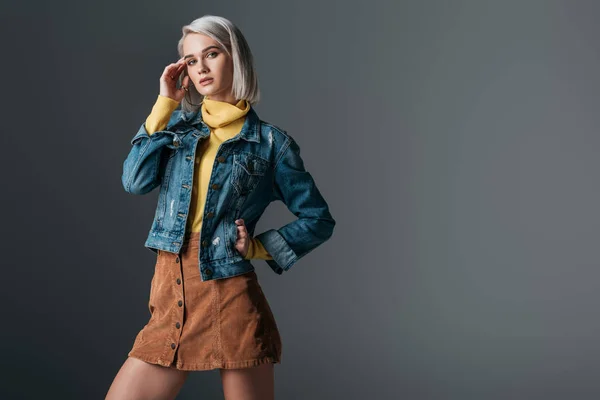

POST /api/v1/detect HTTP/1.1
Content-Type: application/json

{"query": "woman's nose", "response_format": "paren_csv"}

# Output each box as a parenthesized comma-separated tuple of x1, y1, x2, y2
(197, 62, 208, 74)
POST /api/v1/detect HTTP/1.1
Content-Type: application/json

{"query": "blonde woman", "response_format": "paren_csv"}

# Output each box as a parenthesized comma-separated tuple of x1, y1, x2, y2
(106, 15, 335, 400)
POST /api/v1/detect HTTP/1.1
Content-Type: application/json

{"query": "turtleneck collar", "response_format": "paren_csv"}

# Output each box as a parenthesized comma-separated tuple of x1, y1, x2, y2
(200, 97, 250, 129)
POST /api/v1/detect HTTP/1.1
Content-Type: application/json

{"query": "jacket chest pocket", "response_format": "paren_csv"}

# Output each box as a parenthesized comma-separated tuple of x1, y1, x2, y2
(231, 153, 269, 196)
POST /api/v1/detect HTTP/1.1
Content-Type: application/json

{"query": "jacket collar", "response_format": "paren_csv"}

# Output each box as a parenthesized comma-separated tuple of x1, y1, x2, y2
(180, 105, 261, 143)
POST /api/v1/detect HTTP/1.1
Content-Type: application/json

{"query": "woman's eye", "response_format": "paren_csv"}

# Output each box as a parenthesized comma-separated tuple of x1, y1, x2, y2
(185, 52, 216, 65)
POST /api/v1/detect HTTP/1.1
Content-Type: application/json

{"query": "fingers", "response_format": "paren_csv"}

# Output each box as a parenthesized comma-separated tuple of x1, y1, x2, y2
(235, 219, 248, 239)
(161, 58, 187, 82)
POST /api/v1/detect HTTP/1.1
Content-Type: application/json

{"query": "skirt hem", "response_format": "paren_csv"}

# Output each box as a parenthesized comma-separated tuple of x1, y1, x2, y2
(128, 350, 281, 371)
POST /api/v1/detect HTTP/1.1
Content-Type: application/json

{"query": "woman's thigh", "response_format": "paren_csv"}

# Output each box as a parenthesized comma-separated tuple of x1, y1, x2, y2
(105, 357, 189, 400)
(219, 363, 275, 400)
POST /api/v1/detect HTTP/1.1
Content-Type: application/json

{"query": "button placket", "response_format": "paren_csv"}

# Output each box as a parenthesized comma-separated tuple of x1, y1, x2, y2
(170, 252, 185, 352)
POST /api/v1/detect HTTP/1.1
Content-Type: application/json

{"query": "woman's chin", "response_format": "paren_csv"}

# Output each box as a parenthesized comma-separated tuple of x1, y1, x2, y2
(192, 86, 211, 97)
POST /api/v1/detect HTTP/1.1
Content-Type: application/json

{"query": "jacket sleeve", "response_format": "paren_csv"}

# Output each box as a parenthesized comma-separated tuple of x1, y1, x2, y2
(121, 106, 182, 195)
(254, 137, 336, 274)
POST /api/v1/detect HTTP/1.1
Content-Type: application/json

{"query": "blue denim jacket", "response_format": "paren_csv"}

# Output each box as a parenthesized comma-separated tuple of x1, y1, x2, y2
(121, 105, 336, 281)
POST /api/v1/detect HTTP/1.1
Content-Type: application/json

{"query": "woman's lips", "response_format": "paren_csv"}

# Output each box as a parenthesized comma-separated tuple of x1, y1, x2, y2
(200, 78, 213, 86)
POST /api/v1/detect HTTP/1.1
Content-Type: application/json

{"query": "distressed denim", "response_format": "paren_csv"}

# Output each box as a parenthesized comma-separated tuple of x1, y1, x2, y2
(121, 106, 336, 281)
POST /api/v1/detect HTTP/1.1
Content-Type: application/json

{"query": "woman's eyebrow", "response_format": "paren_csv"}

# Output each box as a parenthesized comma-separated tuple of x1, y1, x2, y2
(183, 45, 220, 59)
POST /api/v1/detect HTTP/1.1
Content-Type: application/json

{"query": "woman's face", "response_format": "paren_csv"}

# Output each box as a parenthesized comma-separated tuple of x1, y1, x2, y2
(182, 33, 236, 104)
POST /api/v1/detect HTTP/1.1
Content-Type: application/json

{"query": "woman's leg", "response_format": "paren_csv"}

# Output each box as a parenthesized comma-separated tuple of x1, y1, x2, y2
(105, 357, 189, 400)
(219, 363, 275, 400)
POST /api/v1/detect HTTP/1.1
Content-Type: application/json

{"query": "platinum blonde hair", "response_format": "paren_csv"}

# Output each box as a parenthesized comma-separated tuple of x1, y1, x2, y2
(177, 15, 260, 112)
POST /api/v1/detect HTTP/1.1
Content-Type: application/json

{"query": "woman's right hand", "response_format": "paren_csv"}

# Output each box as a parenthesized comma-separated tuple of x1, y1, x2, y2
(159, 57, 190, 103)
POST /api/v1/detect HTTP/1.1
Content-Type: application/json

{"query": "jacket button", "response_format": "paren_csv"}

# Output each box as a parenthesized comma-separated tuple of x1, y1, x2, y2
(211, 183, 220, 190)
(205, 269, 212, 276)
(171, 343, 176, 349)
(217, 156, 226, 163)
(206, 212, 214, 218)
(178, 300, 183, 307)
(176, 322, 181, 329)
(202, 240, 208, 247)
(175, 256, 180, 263)
(176, 278, 181, 285)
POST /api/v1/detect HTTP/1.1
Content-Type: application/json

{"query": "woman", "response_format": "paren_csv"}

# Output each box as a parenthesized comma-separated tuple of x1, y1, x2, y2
(106, 15, 335, 400)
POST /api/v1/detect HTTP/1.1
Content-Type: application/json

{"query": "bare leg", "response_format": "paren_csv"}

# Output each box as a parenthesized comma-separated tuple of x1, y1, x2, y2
(219, 363, 275, 400)
(105, 357, 189, 400)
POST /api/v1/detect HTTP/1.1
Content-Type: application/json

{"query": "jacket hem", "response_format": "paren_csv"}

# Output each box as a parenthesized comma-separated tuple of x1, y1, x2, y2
(144, 233, 258, 281)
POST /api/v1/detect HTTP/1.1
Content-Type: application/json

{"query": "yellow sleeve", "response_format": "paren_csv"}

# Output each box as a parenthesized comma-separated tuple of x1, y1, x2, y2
(244, 237, 273, 260)
(145, 95, 180, 135)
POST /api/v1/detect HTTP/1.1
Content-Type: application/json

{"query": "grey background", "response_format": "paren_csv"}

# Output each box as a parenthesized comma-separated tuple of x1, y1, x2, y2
(1, 0, 599, 399)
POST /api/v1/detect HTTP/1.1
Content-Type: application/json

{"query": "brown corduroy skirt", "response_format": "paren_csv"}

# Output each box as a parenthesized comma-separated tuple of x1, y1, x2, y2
(128, 231, 282, 371)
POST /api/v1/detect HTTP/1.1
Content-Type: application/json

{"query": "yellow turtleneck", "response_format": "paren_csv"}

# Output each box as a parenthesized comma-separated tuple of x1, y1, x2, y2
(144, 94, 272, 260)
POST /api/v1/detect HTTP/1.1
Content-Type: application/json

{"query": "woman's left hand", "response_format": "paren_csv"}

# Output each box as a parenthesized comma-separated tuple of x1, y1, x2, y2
(234, 219, 249, 258)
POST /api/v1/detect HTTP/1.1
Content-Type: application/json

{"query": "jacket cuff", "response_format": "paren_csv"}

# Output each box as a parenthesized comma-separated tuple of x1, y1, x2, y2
(130, 122, 179, 146)
(254, 229, 298, 275)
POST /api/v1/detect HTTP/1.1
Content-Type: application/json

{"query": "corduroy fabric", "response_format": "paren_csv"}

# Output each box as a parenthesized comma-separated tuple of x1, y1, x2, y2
(128, 231, 282, 370)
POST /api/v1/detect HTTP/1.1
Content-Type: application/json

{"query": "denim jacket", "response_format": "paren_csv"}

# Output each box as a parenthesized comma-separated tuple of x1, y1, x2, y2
(121, 105, 336, 281)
